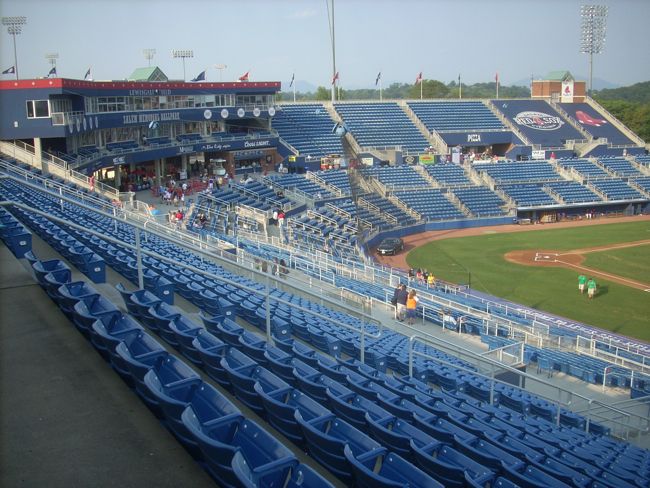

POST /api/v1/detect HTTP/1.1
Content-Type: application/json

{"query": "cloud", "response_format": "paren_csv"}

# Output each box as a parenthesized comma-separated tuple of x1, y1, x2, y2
(288, 9, 318, 19)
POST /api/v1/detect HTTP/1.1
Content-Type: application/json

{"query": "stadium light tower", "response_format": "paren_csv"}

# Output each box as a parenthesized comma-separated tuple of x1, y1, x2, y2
(45, 53, 58, 77)
(142, 49, 156, 67)
(580, 4, 608, 97)
(171, 50, 193, 81)
(2, 16, 27, 80)
(213, 64, 227, 82)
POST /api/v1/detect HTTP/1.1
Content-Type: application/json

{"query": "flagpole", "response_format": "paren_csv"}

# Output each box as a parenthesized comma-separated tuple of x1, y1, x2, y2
(530, 70, 533, 98)
(420, 69, 423, 100)
(330, 0, 336, 102)
(496, 70, 499, 99)
(380, 69, 382, 101)
(459, 70, 462, 99)
(293, 69, 296, 102)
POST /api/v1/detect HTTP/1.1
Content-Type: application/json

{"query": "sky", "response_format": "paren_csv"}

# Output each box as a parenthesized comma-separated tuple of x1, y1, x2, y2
(1, 0, 649, 90)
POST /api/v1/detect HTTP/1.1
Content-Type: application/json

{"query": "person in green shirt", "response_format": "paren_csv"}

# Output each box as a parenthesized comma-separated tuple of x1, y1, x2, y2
(578, 274, 587, 294)
(587, 278, 597, 299)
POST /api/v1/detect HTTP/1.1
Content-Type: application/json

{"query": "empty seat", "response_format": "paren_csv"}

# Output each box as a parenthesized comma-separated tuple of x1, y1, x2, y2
(344, 444, 444, 488)
(192, 329, 230, 390)
(411, 442, 495, 488)
(143, 363, 203, 458)
(182, 412, 298, 488)
(295, 411, 383, 485)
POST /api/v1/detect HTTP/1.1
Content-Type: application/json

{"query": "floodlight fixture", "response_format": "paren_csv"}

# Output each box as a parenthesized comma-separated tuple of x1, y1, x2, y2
(172, 49, 193, 81)
(580, 4, 608, 97)
(2, 16, 27, 79)
(142, 49, 156, 67)
(213, 64, 227, 82)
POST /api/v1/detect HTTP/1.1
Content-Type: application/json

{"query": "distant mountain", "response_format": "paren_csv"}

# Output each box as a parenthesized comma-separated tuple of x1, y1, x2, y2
(280, 80, 318, 93)
(509, 76, 620, 91)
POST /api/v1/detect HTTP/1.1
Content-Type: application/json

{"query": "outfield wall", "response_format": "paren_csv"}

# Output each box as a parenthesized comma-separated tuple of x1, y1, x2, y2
(366, 216, 514, 251)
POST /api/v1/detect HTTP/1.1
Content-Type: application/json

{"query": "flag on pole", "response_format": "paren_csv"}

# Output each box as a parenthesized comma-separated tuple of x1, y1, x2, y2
(191, 70, 206, 82)
(48, 67, 57, 78)
(2, 66, 16, 75)
(495, 71, 499, 84)
(415, 71, 422, 85)
(289, 71, 294, 87)
(458, 73, 461, 85)
(238, 70, 250, 82)
(332, 71, 339, 85)
(375, 71, 381, 86)
(84, 67, 92, 81)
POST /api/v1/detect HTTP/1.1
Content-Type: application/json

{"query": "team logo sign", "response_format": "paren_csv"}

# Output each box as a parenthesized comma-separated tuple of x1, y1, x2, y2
(221, 109, 229, 118)
(268, 107, 276, 116)
(513, 111, 564, 131)
(204, 109, 213, 120)
(237, 108, 245, 117)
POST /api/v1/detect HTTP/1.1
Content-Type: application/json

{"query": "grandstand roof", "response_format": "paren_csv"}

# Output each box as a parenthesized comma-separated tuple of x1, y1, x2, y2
(128, 66, 168, 82)
(544, 71, 575, 82)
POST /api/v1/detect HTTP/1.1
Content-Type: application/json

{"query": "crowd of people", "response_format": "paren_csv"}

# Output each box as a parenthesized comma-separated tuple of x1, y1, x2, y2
(408, 268, 437, 289)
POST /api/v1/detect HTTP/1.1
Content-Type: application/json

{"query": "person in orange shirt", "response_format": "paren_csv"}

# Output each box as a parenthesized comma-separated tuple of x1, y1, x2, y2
(406, 289, 419, 325)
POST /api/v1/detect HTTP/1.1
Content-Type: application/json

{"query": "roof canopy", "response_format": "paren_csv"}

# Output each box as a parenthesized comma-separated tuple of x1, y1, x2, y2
(128, 67, 168, 82)
(544, 71, 575, 82)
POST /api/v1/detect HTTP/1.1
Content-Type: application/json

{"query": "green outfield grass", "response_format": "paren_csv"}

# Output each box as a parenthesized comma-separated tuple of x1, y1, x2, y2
(406, 221, 650, 341)
(581, 244, 650, 286)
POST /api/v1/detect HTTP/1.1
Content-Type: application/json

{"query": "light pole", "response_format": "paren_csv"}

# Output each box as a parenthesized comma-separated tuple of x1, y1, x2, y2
(2, 16, 26, 80)
(142, 48, 156, 67)
(171, 50, 193, 82)
(213, 64, 227, 82)
(45, 53, 58, 77)
(580, 4, 608, 97)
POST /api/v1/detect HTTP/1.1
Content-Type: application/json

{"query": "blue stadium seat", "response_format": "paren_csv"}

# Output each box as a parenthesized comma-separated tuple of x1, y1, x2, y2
(182, 412, 298, 488)
(232, 450, 335, 488)
(89, 313, 143, 364)
(295, 411, 383, 485)
(192, 329, 230, 389)
(115, 282, 144, 318)
(72, 294, 122, 340)
(344, 444, 444, 488)
(143, 364, 203, 458)
(254, 385, 333, 448)
(366, 413, 441, 463)
(411, 442, 495, 488)
(502, 462, 573, 488)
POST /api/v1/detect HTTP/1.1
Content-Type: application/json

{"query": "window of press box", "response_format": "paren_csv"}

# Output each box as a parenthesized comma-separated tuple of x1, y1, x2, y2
(26, 100, 51, 118)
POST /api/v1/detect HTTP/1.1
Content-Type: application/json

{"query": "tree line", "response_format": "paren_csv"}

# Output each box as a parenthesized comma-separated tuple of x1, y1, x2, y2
(593, 81, 650, 142)
(278, 78, 531, 102)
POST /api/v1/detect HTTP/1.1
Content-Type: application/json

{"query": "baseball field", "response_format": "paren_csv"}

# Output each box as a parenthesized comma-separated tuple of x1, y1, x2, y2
(403, 219, 650, 342)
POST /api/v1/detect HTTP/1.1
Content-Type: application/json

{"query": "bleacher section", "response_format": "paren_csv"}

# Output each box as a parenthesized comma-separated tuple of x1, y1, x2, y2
(359, 194, 418, 227)
(558, 158, 611, 179)
(498, 184, 559, 207)
(358, 165, 430, 189)
(588, 179, 645, 201)
(423, 164, 474, 186)
(473, 160, 563, 184)
(4, 164, 650, 488)
(309, 169, 352, 195)
(631, 177, 650, 196)
(544, 181, 604, 204)
(493, 100, 585, 148)
(265, 173, 332, 199)
(449, 187, 508, 217)
(558, 102, 638, 146)
(394, 189, 466, 221)
(407, 100, 503, 131)
(273, 104, 344, 159)
(334, 102, 431, 153)
(597, 156, 645, 177)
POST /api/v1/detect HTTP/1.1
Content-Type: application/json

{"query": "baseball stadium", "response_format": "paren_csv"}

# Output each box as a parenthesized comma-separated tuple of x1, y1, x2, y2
(2, 11, 650, 488)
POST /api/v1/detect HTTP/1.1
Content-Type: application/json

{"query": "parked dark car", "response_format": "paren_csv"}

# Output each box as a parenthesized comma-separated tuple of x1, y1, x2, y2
(377, 237, 404, 256)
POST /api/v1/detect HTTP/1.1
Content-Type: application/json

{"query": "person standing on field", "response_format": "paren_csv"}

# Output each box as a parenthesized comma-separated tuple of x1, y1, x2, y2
(578, 274, 587, 294)
(587, 278, 597, 299)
